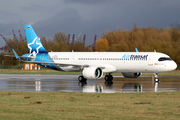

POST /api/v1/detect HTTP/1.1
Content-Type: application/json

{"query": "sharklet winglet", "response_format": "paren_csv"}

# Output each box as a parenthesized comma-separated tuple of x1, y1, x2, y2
(12, 49, 20, 60)
(135, 48, 138, 52)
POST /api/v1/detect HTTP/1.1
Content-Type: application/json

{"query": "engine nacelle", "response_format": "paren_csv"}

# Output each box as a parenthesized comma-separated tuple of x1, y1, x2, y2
(122, 72, 141, 78)
(82, 67, 103, 79)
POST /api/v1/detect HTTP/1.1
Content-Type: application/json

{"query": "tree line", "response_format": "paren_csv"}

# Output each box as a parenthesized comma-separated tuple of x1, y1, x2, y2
(1, 23, 180, 66)
(95, 23, 180, 66)
(0, 32, 95, 66)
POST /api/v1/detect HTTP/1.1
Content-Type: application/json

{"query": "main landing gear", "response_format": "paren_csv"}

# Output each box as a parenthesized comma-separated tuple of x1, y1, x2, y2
(78, 74, 113, 85)
(78, 75, 87, 84)
(105, 74, 113, 84)
(154, 73, 159, 82)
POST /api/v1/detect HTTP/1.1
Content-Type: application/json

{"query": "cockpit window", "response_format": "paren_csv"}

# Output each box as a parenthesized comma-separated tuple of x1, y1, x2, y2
(158, 57, 172, 61)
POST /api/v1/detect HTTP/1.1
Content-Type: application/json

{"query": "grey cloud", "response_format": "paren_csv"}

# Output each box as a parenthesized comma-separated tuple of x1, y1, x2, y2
(0, 21, 26, 46)
(21, 3, 48, 12)
(34, 8, 82, 35)
(0, 10, 18, 16)
(1, 0, 180, 47)
(63, 0, 109, 5)
(31, 7, 121, 45)
(21, 6, 37, 12)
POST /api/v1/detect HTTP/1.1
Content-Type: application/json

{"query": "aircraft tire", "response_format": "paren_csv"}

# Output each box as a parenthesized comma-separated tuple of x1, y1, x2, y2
(78, 76, 83, 82)
(105, 75, 109, 81)
(78, 76, 87, 83)
(109, 75, 113, 80)
(155, 78, 159, 82)
(105, 75, 113, 81)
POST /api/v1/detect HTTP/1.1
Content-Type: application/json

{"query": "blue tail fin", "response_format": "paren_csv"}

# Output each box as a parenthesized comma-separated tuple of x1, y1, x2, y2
(24, 25, 48, 53)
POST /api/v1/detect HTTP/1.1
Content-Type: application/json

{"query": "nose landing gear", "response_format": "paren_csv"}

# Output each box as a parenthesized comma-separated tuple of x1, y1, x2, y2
(154, 73, 159, 82)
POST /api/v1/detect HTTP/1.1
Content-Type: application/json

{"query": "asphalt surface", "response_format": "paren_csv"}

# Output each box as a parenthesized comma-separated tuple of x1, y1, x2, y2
(0, 74, 180, 93)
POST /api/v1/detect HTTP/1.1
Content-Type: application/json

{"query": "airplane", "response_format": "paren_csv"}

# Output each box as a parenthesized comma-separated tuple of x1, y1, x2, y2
(7, 25, 177, 84)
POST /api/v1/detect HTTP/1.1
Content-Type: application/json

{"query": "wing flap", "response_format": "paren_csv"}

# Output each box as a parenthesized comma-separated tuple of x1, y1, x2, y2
(22, 61, 111, 71)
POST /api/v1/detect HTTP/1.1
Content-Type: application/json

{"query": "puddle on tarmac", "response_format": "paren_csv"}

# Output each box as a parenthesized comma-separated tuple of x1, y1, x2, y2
(0, 74, 179, 93)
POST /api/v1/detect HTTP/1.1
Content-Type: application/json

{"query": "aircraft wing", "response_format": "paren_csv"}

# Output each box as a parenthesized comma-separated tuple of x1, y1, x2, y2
(24, 60, 116, 73)
(24, 60, 84, 67)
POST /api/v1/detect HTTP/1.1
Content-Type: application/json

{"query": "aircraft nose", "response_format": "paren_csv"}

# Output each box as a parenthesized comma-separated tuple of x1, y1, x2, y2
(170, 61, 177, 70)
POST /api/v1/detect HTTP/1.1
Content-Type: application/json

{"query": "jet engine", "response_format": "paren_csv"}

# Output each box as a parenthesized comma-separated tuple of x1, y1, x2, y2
(82, 67, 103, 79)
(122, 72, 141, 78)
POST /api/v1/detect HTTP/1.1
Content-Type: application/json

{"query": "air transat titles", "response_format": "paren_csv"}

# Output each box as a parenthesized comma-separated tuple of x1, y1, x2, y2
(122, 54, 148, 59)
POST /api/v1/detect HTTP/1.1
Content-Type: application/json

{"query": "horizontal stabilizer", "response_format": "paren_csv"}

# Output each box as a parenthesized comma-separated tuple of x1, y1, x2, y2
(5, 55, 35, 59)
(5, 51, 35, 60)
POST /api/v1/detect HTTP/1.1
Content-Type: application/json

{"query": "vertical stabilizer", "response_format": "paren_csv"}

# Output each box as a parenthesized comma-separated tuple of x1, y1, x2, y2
(24, 25, 48, 53)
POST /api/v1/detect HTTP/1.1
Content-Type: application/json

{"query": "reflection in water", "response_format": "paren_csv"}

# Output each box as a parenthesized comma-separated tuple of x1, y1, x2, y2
(83, 85, 103, 93)
(155, 82, 159, 92)
(105, 81, 113, 88)
(35, 81, 41, 91)
(122, 83, 142, 93)
(0, 74, 179, 93)
(78, 82, 87, 87)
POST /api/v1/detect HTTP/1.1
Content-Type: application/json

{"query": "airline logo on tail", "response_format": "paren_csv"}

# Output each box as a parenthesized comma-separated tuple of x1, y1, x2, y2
(24, 25, 48, 54)
(28, 37, 42, 53)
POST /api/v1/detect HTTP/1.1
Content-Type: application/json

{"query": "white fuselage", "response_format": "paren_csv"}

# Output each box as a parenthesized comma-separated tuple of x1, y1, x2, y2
(46, 52, 177, 73)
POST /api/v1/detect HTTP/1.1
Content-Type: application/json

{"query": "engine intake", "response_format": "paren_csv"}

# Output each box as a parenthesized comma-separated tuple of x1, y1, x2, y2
(82, 67, 103, 79)
(122, 72, 141, 78)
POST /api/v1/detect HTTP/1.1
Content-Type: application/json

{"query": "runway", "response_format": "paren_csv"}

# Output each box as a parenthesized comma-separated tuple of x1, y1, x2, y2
(0, 74, 180, 93)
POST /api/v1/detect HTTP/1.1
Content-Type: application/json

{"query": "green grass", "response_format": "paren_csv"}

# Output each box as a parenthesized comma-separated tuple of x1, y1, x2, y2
(0, 91, 179, 119)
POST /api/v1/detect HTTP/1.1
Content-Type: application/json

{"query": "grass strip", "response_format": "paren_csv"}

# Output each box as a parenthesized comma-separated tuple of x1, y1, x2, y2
(0, 91, 179, 119)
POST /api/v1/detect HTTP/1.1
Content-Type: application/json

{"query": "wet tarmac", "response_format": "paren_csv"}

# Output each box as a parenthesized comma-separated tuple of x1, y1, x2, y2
(0, 74, 180, 93)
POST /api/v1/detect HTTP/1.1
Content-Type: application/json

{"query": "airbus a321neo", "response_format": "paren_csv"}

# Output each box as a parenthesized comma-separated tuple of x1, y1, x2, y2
(8, 25, 177, 84)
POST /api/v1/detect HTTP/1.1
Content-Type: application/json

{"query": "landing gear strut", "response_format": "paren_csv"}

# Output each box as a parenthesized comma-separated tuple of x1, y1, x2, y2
(78, 75, 87, 83)
(105, 74, 113, 84)
(154, 73, 159, 82)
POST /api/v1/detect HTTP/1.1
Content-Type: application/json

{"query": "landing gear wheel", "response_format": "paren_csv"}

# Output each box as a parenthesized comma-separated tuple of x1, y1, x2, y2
(78, 76, 83, 82)
(104, 74, 113, 85)
(78, 75, 87, 83)
(154, 73, 159, 82)
(105, 75, 113, 81)
(105, 75, 109, 81)
(109, 75, 113, 80)
(155, 78, 159, 82)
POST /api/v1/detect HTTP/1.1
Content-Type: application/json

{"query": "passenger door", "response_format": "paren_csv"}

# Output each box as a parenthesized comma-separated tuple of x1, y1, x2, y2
(148, 54, 154, 66)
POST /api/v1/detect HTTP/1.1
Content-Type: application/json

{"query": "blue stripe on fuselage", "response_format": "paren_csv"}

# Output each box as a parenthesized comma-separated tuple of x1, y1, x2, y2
(22, 53, 59, 70)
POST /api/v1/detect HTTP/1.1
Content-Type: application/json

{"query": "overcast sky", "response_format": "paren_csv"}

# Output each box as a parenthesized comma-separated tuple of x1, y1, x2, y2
(0, 0, 180, 47)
